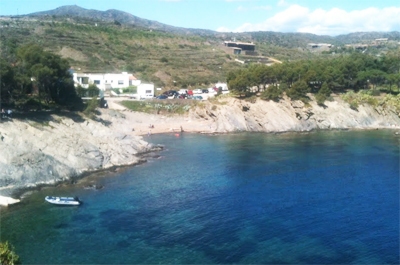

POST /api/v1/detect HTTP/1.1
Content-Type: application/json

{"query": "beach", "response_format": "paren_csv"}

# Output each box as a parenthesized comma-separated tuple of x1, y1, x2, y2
(105, 97, 215, 136)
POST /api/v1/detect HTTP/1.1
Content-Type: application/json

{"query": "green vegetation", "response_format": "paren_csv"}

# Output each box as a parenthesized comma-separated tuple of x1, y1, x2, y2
(0, 241, 21, 265)
(0, 18, 235, 88)
(0, 43, 82, 110)
(380, 94, 400, 113)
(120, 100, 197, 115)
(315, 82, 332, 105)
(341, 90, 397, 110)
(3, 15, 397, 91)
(122, 86, 137, 93)
(260, 84, 282, 102)
(227, 52, 400, 103)
(83, 96, 99, 118)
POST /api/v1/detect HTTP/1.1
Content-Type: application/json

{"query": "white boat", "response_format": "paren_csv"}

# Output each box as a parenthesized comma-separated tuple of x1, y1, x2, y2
(45, 196, 81, 206)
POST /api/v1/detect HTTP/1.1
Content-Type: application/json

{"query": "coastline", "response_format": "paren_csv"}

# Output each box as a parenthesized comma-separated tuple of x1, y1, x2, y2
(2, 127, 398, 207)
(0, 146, 164, 207)
(1, 96, 399, 207)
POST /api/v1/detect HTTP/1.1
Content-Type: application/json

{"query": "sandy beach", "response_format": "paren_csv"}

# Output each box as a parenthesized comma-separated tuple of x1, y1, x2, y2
(105, 97, 215, 136)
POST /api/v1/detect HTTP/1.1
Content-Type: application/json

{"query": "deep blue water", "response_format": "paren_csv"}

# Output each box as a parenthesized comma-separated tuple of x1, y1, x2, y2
(1, 130, 399, 264)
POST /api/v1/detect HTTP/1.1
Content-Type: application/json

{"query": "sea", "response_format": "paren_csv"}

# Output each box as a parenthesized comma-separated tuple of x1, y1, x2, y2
(0, 130, 399, 264)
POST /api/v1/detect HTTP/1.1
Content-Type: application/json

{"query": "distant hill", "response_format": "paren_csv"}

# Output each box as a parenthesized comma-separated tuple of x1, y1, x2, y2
(335, 31, 400, 43)
(27, 5, 216, 35)
(27, 5, 400, 42)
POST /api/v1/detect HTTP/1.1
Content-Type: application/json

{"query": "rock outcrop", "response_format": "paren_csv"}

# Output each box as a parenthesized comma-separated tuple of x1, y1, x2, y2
(0, 111, 158, 199)
(189, 95, 400, 133)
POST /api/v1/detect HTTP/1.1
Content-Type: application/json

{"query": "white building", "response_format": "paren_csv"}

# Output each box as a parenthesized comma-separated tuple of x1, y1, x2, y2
(73, 72, 141, 91)
(137, 83, 155, 99)
(215, 82, 228, 91)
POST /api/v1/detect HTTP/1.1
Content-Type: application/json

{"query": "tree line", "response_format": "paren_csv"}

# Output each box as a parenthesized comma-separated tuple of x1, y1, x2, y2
(227, 52, 400, 104)
(0, 43, 82, 110)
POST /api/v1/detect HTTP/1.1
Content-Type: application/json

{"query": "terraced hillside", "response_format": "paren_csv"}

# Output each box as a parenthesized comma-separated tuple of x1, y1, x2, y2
(0, 17, 241, 88)
(1, 7, 399, 90)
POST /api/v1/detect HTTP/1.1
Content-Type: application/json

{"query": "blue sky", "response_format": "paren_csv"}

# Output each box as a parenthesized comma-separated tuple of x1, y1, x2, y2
(1, 0, 399, 35)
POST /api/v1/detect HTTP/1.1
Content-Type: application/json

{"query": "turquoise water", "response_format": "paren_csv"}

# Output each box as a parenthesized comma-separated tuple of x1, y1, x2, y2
(1, 130, 399, 264)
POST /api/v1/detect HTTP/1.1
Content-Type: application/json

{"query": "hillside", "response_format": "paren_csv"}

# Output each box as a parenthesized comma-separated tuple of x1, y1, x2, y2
(1, 5, 399, 89)
(0, 15, 237, 88)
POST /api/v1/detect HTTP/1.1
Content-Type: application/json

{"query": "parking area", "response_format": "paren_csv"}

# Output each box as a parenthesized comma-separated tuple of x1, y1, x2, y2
(156, 88, 230, 101)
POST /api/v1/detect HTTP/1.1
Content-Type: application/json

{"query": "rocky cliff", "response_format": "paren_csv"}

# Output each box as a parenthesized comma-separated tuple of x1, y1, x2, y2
(0, 111, 158, 200)
(189, 95, 400, 133)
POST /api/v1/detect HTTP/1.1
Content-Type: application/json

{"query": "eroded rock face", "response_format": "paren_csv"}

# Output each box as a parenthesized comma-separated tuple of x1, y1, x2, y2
(0, 113, 155, 196)
(190, 95, 400, 133)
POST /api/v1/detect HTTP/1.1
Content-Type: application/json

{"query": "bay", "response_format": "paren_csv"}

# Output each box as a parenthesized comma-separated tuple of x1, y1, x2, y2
(1, 130, 399, 264)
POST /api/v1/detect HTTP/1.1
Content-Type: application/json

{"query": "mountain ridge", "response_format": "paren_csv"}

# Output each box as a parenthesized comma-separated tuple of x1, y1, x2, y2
(20, 5, 400, 38)
(25, 5, 216, 35)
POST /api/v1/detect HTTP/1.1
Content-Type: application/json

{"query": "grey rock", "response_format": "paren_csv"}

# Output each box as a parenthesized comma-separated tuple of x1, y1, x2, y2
(0, 112, 154, 197)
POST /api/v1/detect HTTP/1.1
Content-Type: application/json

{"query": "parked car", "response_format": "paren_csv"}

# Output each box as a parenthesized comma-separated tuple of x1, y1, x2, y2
(202, 89, 209, 93)
(162, 90, 178, 97)
(178, 88, 187, 95)
(156, 95, 168, 99)
(193, 89, 202, 94)
(208, 88, 217, 93)
(193, 96, 203, 100)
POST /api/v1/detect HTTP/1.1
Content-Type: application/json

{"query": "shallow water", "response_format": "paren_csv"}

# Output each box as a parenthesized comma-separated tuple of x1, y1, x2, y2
(1, 130, 399, 264)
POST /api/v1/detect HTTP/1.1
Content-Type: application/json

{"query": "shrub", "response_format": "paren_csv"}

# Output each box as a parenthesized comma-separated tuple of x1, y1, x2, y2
(286, 80, 310, 102)
(342, 90, 379, 109)
(0, 241, 21, 265)
(244, 95, 257, 103)
(315, 93, 327, 106)
(122, 86, 137, 93)
(315, 82, 331, 105)
(83, 96, 99, 118)
(120, 100, 194, 115)
(76, 85, 86, 97)
(342, 91, 359, 110)
(260, 85, 282, 102)
(379, 94, 400, 112)
(87, 84, 100, 97)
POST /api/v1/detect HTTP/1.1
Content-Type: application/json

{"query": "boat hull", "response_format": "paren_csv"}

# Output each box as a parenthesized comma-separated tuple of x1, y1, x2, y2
(45, 196, 81, 206)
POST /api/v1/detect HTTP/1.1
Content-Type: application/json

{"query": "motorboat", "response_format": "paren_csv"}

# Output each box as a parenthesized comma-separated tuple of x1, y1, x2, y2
(45, 196, 81, 206)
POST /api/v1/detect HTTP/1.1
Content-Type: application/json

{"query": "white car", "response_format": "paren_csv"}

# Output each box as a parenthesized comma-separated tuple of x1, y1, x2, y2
(193, 89, 203, 94)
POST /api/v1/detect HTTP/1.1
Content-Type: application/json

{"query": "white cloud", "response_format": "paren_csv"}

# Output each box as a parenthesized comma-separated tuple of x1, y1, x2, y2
(220, 5, 400, 35)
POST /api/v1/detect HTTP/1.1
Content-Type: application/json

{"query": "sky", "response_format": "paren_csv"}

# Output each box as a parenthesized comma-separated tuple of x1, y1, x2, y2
(0, 0, 399, 36)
